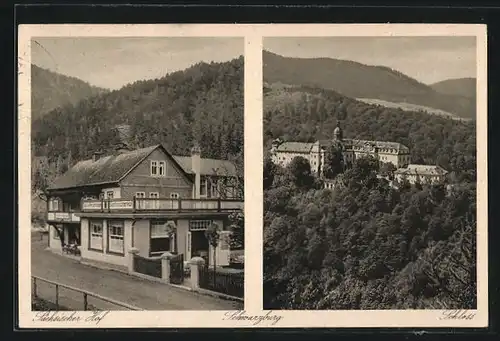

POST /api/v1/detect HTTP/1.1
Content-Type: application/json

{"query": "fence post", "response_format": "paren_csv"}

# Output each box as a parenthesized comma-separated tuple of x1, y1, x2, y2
(55, 284, 59, 309)
(188, 257, 205, 290)
(83, 293, 88, 311)
(161, 252, 173, 284)
(33, 277, 37, 299)
(128, 247, 140, 273)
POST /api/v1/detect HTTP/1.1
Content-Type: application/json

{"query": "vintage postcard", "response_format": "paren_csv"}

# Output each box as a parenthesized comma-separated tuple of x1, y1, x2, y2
(18, 24, 487, 328)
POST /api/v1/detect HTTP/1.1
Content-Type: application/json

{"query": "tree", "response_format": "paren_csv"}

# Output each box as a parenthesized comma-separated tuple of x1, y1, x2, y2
(205, 222, 222, 288)
(165, 220, 177, 253)
(287, 156, 314, 189)
(379, 162, 397, 180)
(263, 156, 278, 190)
(228, 212, 244, 250)
(323, 142, 344, 179)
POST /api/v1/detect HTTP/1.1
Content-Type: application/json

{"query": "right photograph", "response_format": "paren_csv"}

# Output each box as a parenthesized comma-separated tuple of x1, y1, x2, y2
(262, 36, 477, 310)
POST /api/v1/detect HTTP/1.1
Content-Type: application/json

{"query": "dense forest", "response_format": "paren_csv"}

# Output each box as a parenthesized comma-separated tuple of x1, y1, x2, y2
(31, 65, 109, 119)
(31, 57, 244, 188)
(263, 51, 476, 120)
(263, 156, 476, 309)
(263, 85, 477, 309)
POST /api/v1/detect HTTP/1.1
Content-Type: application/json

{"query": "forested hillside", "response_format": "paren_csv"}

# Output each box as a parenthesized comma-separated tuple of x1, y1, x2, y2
(263, 156, 476, 309)
(263, 84, 477, 309)
(31, 65, 108, 118)
(263, 51, 476, 120)
(32, 57, 244, 183)
(264, 85, 476, 178)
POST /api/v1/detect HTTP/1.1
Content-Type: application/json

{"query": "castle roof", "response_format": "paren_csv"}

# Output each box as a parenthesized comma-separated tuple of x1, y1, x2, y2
(274, 137, 410, 155)
(394, 164, 448, 176)
(275, 142, 314, 153)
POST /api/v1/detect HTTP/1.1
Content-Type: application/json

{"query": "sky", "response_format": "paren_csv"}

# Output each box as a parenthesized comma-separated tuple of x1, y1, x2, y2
(31, 37, 244, 90)
(264, 36, 476, 84)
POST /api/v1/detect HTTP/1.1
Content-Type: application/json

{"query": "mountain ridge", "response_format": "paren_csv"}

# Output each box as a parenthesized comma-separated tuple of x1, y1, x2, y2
(430, 77, 476, 99)
(31, 64, 109, 118)
(262, 50, 476, 120)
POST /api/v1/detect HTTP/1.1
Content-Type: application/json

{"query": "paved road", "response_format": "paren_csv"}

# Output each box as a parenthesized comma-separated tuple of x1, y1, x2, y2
(31, 232, 242, 310)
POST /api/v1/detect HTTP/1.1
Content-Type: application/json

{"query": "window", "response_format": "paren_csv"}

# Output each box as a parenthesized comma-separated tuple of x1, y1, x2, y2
(151, 161, 158, 176)
(225, 185, 235, 198)
(158, 161, 166, 176)
(170, 192, 179, 199)
(150, 221, 173, 255)
(135, 192, 146, 209)
(200, 177, 207, 196)
(151, 160, 166, 177)
(107, 221, 124, 255)
(149, 192, 159, 209)
(210, 180, 218, 198)
(189, 220, 212, 231)
(89, 220, 103, 251)
(49, 198, 59, 211)
(106, 191, 114, 199)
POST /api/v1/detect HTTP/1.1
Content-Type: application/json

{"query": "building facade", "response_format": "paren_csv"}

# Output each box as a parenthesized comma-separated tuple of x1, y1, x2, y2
(394, 164, 448, 185)
(46, 143, 243, 270)
(271, 123, 411, 176)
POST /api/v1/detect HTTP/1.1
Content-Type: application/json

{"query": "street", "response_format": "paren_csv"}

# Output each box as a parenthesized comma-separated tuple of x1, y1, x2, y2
(31, 232, 242, 310)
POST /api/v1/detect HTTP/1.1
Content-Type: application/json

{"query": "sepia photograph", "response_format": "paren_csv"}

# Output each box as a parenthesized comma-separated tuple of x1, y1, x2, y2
(263, 36, 480, 310)
(18, 23, 487, 329)
(29, 36, 245, 311)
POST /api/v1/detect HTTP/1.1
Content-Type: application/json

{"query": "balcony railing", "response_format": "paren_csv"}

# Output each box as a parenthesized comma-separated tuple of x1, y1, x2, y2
(47, 211, 81, 223)
(81, 198, 244, 213)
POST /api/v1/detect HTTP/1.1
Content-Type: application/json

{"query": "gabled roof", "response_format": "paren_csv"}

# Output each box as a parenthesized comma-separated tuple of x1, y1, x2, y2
(172, 156, 238, 177)
(48, 144, 240, 191)
(48, 145, 160, 191)
(276, 142, 314, 153)
(394, 164, 448, 176)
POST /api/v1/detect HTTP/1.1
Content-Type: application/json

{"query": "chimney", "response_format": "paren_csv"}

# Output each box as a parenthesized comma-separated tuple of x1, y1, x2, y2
(191, 142, 201, 199)
(114, 124, 132, 154)
(114, 142, 130, 155)
(92, 150, 104, 162)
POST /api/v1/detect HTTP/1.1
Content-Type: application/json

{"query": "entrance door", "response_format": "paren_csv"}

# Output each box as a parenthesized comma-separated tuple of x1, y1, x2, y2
(67, 225, 81, 246)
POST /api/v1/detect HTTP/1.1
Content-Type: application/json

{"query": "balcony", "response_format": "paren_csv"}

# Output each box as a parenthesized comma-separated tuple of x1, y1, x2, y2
(47, 211, 81, 223)
(81, 198, 244, 213)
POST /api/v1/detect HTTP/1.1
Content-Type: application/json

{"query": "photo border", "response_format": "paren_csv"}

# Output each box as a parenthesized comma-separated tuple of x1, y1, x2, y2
(17, 23, 488, 329)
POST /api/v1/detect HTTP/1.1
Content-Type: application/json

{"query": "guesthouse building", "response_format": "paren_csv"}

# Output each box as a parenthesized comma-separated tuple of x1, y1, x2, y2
(46, 143, 243, 271)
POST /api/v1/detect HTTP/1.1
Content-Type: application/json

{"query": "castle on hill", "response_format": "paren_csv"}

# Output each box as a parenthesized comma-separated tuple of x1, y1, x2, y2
(270, 122, 447, 187)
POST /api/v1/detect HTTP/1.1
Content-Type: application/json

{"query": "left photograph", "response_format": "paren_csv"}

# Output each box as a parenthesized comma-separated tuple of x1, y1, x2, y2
(30, 37, 244, 310)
